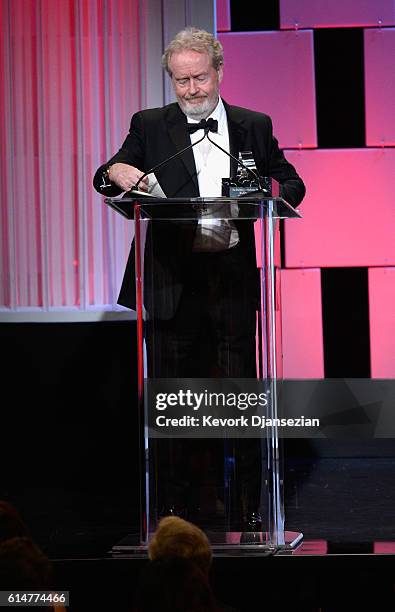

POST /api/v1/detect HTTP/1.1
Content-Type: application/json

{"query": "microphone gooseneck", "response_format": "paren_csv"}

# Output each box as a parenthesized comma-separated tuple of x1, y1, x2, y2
(133, 131, 207, 192)
(132, 117, 264, 195)
(206, 132, 264, 191)
(133, 119, 218, 192)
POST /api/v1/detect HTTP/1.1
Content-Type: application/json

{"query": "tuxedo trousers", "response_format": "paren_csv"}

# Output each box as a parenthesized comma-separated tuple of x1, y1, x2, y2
(148, 242, 258, 378)
(146, 242, 263, 527)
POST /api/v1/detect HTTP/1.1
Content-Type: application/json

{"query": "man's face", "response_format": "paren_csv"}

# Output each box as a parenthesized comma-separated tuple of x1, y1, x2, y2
(169, 49, 223, 120)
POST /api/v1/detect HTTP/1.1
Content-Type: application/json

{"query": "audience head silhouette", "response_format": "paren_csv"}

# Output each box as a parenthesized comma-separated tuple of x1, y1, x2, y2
(0, 536, 52, 589)
(0, 503, 66, 612)
(134, 556, 217, 612)
(148, 516, 212, 575)
(0, 501, 30, 544)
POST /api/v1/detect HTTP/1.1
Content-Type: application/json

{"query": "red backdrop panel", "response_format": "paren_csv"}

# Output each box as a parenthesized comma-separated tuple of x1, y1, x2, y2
(280, 0, 395, 29)
(218, 30, 317, 149)
(281, 268, 324, 379)
(365, 28, 395, 146)
(369, 267, 395, 378)
(283, 149, 395, 268)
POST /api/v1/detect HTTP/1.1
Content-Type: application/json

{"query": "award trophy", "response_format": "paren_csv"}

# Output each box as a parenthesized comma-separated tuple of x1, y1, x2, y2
(222, 151, 277, 197)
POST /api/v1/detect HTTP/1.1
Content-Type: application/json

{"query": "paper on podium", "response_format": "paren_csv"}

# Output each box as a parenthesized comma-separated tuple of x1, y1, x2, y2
(110, 173, 166, 200)
(146, 173, 166, 197)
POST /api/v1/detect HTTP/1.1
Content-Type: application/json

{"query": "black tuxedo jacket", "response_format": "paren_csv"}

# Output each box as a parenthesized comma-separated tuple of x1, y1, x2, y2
(93, 101, 306, 317)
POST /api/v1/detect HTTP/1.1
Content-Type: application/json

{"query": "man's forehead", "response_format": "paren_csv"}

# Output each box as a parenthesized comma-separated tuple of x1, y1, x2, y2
(169, 49, 212, 74)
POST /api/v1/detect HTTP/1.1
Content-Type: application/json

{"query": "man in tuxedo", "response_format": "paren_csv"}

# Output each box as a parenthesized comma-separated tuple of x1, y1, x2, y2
(93, 27, 305, 526)
(93, 25, 305, 372)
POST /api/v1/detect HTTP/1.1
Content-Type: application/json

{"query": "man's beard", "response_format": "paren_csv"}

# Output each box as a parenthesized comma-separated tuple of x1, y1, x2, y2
(178, 94, 218, 121)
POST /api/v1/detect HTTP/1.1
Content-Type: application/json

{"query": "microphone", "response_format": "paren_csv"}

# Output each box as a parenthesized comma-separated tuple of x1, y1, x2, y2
(132, 119, 218, 192)
(132, 117, 270, 196)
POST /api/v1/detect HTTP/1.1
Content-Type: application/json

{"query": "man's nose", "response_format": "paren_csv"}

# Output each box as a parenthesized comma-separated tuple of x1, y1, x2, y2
(188, 78, 198, 94)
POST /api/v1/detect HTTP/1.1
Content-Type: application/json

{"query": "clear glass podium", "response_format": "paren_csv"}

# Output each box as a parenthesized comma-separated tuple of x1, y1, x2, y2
(105, 193, 303, 552)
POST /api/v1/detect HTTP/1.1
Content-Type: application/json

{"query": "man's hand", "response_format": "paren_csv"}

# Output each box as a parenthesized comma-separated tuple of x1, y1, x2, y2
(108, 163, 149, 191)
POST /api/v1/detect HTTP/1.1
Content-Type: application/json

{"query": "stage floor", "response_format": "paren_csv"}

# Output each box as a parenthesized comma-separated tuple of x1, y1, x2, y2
(2, 450, 395, 612)
(3, 456, 395, 610)
(49, 539, 395, 612)
(5, 456, 394, 558)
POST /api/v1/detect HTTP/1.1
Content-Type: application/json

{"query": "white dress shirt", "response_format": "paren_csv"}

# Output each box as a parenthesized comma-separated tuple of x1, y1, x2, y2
(188, 98, 239, 252)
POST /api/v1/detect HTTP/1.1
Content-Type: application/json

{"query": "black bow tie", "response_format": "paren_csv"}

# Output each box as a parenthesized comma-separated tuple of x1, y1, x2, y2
(187, 118, 218, 134)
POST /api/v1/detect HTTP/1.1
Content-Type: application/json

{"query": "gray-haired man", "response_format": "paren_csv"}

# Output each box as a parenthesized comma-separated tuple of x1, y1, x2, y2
(94, 27, 305, 528)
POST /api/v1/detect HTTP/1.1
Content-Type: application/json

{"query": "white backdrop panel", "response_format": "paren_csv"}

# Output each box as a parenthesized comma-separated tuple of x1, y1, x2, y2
(369, 268, 395, 378)
(283, 149, 395, 268)
(218, 30, 317, 149)
(216, 0, 230, 31)
(281, 268, 324, 379)
(365, 28, 395, 147)
(280, 0, 395, 29)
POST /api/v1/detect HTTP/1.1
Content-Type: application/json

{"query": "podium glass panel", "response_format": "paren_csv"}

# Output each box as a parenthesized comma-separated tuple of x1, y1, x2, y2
(107, 195, 302, 551)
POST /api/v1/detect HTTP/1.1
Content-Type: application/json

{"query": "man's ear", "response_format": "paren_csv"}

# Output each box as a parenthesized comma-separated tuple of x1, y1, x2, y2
(218, 63, 224, 83)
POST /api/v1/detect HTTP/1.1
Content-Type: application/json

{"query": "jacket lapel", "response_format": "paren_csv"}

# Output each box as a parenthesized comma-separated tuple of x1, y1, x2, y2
(166, 104, 199, 195)
(223, 100, 248, 178)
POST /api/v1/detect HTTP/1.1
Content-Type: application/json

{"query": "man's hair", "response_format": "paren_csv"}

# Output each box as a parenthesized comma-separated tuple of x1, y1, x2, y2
(148, 516, 212, 574)
(161, 27, 224, 75)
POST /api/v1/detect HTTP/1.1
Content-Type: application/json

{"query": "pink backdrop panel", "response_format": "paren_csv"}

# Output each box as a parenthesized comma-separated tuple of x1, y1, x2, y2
(280, 0, 395, 29)
(369, 268, 395, 378)
(216, 0, 230, 31)
(283, 149, 395, 268)
(218, 31, 317, 149)
(374, 542, 395, 554)
(280, 268, 324, 379)
(365, 28, 395, 146)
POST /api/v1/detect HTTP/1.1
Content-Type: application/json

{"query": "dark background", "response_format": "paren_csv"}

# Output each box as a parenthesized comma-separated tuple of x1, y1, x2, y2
(1, 0, 394, 557)
(1, 2, 394, 609)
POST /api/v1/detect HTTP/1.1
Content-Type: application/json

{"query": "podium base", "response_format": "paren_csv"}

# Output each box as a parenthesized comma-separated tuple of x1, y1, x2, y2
(111, 530, 303, 555)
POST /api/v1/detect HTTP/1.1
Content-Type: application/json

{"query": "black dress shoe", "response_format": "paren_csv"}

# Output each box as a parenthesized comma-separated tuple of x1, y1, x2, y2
(240, 531, 263, 544)
(243, 510, 262, 532)
(239, 510, 264, 543)
(159, 504, 187, 519)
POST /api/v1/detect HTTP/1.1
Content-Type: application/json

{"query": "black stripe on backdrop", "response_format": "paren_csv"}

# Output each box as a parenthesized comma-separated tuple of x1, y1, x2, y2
(230, 0, 280, 31)
(321, 268, 371, 378)
(314, 28, 366, 149)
